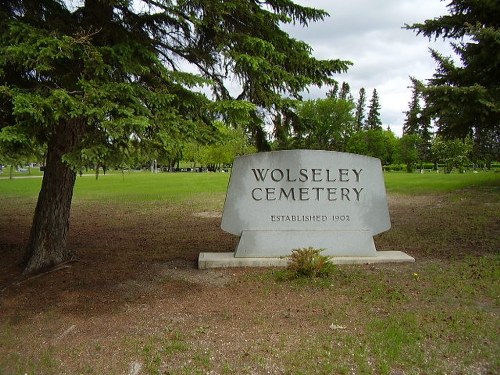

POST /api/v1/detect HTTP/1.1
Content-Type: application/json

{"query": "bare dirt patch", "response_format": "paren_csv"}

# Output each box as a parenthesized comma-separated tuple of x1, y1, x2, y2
(0, 190, 499, 374)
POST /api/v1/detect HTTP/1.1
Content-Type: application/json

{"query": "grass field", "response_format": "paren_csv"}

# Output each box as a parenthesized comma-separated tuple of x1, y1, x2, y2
(1, 168, 499, 198)
(0, 170, 499, 374)
(384, 170, 500, 194)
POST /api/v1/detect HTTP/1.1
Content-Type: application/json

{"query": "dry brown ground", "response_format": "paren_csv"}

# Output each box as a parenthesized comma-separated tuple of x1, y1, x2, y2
(0, 192, 498, 374)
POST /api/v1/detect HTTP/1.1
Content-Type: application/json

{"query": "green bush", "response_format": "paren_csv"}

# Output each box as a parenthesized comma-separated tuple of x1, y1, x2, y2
(286, 247, 336, 278)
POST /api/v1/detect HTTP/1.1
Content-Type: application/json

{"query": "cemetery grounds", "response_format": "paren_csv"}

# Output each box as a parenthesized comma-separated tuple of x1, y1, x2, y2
(0, 170, 499, 374)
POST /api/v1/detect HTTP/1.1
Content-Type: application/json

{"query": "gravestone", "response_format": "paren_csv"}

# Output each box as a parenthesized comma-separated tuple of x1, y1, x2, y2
(198, 150, 414, 268)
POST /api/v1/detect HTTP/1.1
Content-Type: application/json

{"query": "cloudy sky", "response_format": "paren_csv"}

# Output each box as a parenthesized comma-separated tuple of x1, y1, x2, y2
(284, 0, 454, 136)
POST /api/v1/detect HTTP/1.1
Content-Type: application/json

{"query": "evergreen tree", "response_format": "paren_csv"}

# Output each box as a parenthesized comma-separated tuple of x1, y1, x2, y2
(326, 82, 340, 99)
(354, 88, 366, 131)
(403, 78, 422, 135)
(339, 82, 352, 101)
(365, 89, 382, 130)
(407, 0, 500, 139)
(419, 105, 433, 165)
(403, 78, 433, 164)
(327, 81, 351, 101)
(0, 0, 350, 274)
(271, 106, 300, 150)
(471, 127, 500, 168)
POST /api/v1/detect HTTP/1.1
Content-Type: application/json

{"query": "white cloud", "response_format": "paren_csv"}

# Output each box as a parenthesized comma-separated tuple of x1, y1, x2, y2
(284, 0, 454, 135)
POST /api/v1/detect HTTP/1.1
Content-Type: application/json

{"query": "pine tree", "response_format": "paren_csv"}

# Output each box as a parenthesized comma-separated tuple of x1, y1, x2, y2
(406, 0, 500, 138)
(403, 78, 433, 164)
(339, 82, 352, 101)
(354, 88, 366, 131)
(471, 127, 500, 168)
(419, 101, 433, 164)
(365, 89, 382, 130)
(0, 0, 351, 274)
(403, 79, 422, 135)
(326, 82, 340, 99)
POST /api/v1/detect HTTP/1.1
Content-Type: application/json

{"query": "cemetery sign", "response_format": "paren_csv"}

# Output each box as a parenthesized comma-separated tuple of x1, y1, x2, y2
(221, 150, 391, 257)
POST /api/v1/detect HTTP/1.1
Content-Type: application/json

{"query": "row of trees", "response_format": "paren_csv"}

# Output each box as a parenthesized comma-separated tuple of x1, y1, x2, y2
(188, 0, 500, 171)
(0, 77, 489, 175)
(401, 78, 498, 171)
(270, 84, 383, 150)
(178, 87, 480, 174)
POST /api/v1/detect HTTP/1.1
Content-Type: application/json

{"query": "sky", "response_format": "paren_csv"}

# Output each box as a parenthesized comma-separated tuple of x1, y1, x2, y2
(283, 0, 454, 136)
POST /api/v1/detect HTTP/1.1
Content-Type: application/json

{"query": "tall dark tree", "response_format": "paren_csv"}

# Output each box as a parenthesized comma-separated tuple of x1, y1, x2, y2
(403, 78, 423, 135)
(403, 78, 433, 163)
(326, 82, 340, 99)
(271, 105, 300, 150)
(354, 87, 366, 131)
(365, 88, 382, 130)
(419, 119, 433, 165)
(339, 82, 352, 101)
(0, 0, 350, 274)
(419, 108, 433, 165)
(471, 127, 500, 168)
(407, 0, 500, 139)
(326, 81, 351, 101)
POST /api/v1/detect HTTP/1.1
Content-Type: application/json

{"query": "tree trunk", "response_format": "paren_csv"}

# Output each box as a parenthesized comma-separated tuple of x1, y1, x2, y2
(23, 118, 86, 275)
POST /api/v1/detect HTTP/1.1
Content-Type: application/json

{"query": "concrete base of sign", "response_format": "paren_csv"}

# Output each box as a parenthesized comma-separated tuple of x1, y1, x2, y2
(198, 251, 415, 269)
(235, 230, 377, 258)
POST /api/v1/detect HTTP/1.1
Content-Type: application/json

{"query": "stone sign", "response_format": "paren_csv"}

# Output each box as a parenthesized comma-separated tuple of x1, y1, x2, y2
(198, 150, 414, 269)
(221, 150, 391, 257)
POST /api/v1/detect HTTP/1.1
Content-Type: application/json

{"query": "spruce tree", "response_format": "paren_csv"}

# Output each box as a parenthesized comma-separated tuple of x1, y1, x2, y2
(403, 78, 433, 164)
(326, 82, 340, 99)
(403, 79, 422, 135)
(365, 89, 382, 130)
(0, 0, 350, 274)
(419, 102, 433, 165)
(354, 88, 366, 131)
(339, 82, 352, 101)
(407, 0, 499, 138)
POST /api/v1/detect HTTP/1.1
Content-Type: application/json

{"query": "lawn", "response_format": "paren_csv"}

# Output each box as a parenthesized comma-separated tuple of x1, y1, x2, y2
(1, 167, 498, 198)
(0, 170, 499, 374)
(384, 170, 500, 194)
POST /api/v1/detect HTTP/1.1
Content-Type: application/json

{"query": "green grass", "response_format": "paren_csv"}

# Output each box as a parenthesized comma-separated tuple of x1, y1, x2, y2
(0, 171, 230, 202)
(0, 176, 43, 198)
(275, 255, 500, 374)
(384, 170, 500, 194)
(73, 171, 230, 202)
(1, 169, 498, 201)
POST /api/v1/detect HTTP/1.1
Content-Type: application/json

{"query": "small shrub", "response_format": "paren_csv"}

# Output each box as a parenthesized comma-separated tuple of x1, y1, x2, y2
(286, 247, 336, 279)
